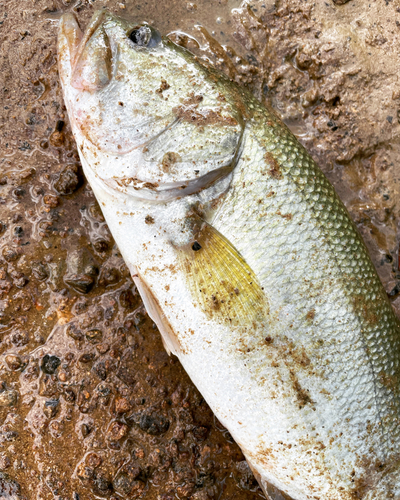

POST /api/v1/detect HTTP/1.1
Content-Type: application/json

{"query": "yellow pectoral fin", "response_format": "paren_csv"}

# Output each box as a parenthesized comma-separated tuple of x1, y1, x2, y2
(178, 221, 269, 328)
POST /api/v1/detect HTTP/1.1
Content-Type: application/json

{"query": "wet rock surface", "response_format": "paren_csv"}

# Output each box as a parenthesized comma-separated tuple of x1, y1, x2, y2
(0, 0, 399, 499)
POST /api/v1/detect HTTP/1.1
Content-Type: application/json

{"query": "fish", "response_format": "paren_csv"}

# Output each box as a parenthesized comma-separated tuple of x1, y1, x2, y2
(57, 9, 400, 500)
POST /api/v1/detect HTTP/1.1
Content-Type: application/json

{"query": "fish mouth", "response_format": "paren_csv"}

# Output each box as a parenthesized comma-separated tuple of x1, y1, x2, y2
(60, 10, 113, 64)
(71, 10, 109, 67)
(59, 10, 117, 91)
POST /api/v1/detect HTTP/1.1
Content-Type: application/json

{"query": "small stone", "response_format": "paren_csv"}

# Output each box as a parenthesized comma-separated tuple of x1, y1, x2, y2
(49, 130, 64, 147)
(0, 389, 18, 407)
(0, 472, 22, 496)
(12, 187, 25, 199)
(85, 329, 102, 343)
(54, 164, 82, 195)
(114, 397, 131, 414)
(13, 275, 28, 288)
(177, 482, 195, 497)
(332, 0, 351, 4)
(78, 353, 95, 363)
(38, 375, 59, 397)
(43, 399, 59, 418)
(65, 274, 95, 294)
(113, 476, 144, 497)
(32, 262, 48, 281)
(139, 412, 169, 435)
(66, 323, 83, 341)
(235, 460, 259, 490)
(113, 462, 142, 496)
(94, 240, 109, 252)
(96, 343, 110, 355)
(63, 387, 76, 403)
(107, 421, 129, 441)
(11, 330, 29, 347)
(76, 463, 94, 481)
(100, 267, 120, 286)
(192, 426, 209, 441)
(191, 491, 211, 500)
(43, 194, 59, 208)
(5, 355, 24, 371)
(92, 361, 107, 381)
(81, 423, 92, 438)
(2, 246, 19, 262)
(92, 472, 113, 494)
(41, 355, 61, 374)
(116, 349, 137, 386)
(85, 452, 102, 468)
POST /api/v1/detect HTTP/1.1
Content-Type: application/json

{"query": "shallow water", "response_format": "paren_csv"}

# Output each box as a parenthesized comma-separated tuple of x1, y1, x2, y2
(0, 0, 399, 498)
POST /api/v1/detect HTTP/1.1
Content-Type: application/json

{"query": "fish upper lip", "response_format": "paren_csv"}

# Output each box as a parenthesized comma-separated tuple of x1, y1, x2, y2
(70, 9, 111, 68)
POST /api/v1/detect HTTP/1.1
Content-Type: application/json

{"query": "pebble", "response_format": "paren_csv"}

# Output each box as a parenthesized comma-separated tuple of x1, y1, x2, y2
(31, 262, 48, 281)
(63, 387, 76, 403)
(38, 374, 59, 397)
(92, 472, 113, 494)
(85, 329, 102, 343)
(64, 273, 95, 294)
(92, 361, 107, 381)
(114, 397, 131, 414)
(54, 164, 82, 195)
(0, 390, 18, 407)
(66, 323, 83, 341)
(139, 412, 170, 435)
(5, 355, 25, 371)
(94, 240, 109, 252)
(41, 355, 61, 374)
(85, 452, 102, 468)
(81, 423, 92, 438)
(43, 194, 59, 208)
(2, 246, 19, 262)
(43, 399, 59, 419)
(11, 330, 29, 347)
(107, 421, 129, 441)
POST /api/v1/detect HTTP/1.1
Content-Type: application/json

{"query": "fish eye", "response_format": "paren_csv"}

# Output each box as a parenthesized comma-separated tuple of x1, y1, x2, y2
(128, 25, 161, 48)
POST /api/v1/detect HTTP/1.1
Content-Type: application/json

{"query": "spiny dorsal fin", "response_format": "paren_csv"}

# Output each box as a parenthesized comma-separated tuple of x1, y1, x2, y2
(178, 220, 269, 327)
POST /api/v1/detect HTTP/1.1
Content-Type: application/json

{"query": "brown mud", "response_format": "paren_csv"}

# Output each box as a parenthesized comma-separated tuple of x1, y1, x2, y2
(0, 0, 399, 499)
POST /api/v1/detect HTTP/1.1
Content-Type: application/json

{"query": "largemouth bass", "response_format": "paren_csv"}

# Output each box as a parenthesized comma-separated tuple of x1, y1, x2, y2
(58, 10, 400, 500)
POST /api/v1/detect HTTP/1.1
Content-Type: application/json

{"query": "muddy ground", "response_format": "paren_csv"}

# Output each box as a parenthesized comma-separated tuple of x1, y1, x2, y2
(0, 0, 399, 498)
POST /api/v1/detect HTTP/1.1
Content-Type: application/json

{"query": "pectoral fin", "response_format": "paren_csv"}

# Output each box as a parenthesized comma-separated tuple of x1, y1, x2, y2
(133, 274, 181, 356)
(178, 221, 268, 328)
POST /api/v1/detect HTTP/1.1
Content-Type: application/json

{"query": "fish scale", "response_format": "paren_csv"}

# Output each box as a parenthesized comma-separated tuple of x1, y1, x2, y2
(58, 10, 400, 499)
(213, 100, 400, 464)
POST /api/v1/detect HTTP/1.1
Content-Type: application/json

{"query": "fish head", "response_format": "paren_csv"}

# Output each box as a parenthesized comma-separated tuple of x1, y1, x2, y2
(58, 10, 247, 201)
